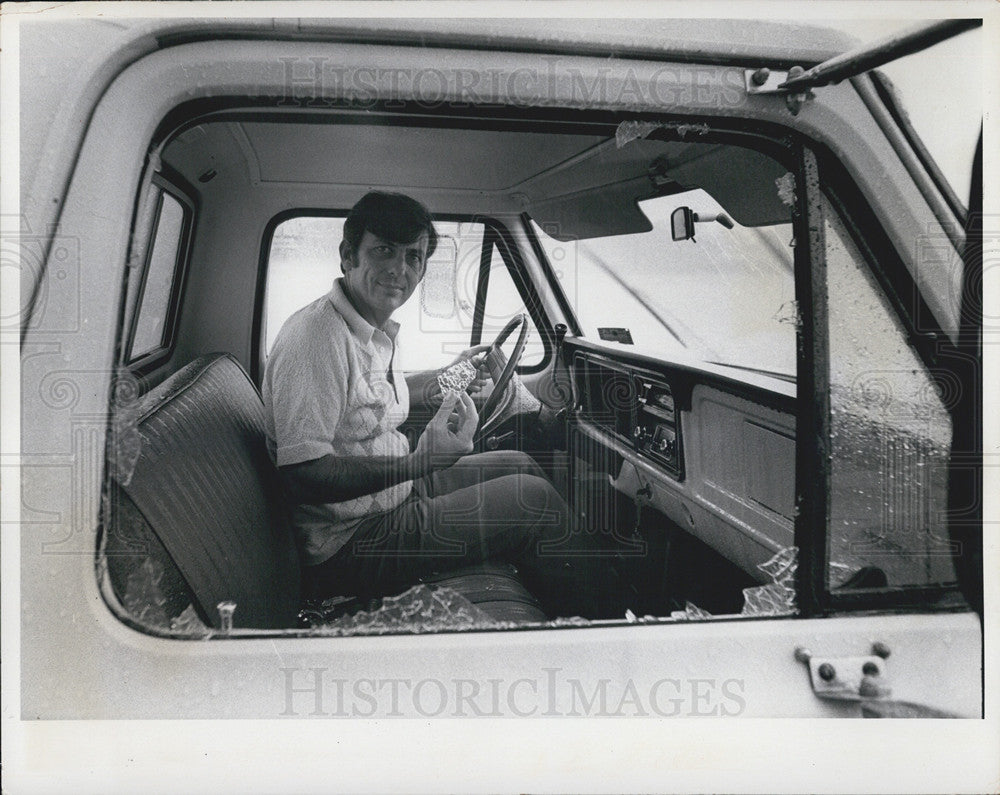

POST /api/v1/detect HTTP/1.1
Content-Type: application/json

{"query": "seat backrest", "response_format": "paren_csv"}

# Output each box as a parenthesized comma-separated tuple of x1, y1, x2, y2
(106, 353, 301, 629)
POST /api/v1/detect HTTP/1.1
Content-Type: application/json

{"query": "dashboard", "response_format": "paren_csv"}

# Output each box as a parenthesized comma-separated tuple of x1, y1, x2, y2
(576, 353, 683, 478)
(566, 340, 797, 580)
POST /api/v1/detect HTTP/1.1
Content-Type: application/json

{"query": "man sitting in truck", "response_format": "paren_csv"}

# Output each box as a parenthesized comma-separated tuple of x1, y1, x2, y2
(262, 191, 587, 616)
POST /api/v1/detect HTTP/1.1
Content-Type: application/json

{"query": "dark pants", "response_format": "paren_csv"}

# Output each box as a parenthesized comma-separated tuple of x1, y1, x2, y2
(303, 451, 595, 616)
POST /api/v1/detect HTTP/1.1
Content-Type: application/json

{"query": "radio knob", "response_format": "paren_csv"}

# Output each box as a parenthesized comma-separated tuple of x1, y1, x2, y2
(634, 426, 644, 438)
(658, 438, 670, 452)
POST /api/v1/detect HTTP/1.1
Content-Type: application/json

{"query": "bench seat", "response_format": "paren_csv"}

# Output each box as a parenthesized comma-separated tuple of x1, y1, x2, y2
(104, 353, 546, 630)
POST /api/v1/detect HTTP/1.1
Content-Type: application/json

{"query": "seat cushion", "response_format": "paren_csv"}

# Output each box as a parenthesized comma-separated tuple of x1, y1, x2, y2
(300, 562, 547, 626)
(420, 562, 547, 623)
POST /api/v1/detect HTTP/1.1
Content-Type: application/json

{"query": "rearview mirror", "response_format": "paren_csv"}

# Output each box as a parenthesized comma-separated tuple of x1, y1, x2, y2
(670, 207, 735, 242)
(670, 206, 696, 241)
(420, 235, 459, 318)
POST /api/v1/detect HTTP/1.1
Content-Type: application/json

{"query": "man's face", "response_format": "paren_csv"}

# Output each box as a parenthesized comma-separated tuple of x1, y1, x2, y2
(340, 230, 428, 325)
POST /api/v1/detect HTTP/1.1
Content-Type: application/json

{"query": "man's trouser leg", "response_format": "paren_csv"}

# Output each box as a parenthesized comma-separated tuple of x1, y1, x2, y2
(304, 451, 600, 615)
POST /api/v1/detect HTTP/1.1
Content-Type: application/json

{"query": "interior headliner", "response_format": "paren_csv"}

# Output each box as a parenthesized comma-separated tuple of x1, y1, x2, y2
(162, 113, 792, 236)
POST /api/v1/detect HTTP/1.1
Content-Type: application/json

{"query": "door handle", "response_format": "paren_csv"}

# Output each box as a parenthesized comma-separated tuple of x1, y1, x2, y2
(485, 430, 515, 450)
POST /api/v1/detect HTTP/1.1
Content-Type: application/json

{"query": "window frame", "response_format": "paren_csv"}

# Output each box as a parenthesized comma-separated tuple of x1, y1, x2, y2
(124, 172, 195, 372)
(232, 109, 976, 630)
(253, 208, 346, 379)
(475, 219, 553, 375)
(799, 139, 974, 616)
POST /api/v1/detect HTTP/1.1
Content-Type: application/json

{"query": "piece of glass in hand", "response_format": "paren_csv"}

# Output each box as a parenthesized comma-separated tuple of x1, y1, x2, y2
(437, 359, 478, 394)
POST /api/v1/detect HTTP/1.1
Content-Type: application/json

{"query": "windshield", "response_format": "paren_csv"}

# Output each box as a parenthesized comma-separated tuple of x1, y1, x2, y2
(532, 190, 797, 379)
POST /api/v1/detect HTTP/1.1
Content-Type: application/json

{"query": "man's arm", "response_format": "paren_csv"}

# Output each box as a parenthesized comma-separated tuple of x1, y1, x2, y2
(281, 391, 478, 505)
(280, 451, 429, 505)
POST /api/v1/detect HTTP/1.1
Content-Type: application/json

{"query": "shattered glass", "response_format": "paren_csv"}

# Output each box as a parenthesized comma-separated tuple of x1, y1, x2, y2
(122, 557, 172, 627)
(668, 602, 713, 621)
(825, 200, 957, 589)
(546, 616, 593, 628)
(615, 119, 710, 147)
(616, 120, 664, 147)
(775, 172, 797, 207)
(171, 603, 210, 634)
(740, 546, 798, 617)
(668, 546, 801, 620)
(301, 585, 610, 635)
(828, 560, 863, 589)
(121, 556, 209, 635)
(307, 584, 507, 635)
(108, 367, 143, 486)
(773, 299, 800, 328)
(304, 547, 806, 635)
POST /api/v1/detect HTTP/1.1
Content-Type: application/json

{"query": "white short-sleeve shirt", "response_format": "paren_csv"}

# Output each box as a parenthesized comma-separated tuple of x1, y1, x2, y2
(262, 278, 412, 565)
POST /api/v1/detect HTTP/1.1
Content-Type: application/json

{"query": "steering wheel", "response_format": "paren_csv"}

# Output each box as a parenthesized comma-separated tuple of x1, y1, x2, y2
(476, 314, 529, 438)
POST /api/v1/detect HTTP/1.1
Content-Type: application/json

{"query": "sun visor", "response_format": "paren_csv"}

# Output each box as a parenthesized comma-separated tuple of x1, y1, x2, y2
(660, 146, 793, 227)
(527, 176, 654, 241)
(524, 139, 792, 240)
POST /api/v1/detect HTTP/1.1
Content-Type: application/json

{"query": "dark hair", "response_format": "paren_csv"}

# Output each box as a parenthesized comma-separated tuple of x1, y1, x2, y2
(342, 191, 438, 264)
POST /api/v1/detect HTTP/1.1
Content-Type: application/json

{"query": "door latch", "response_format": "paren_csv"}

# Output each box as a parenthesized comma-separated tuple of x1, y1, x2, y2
(794, 643, 892, 700)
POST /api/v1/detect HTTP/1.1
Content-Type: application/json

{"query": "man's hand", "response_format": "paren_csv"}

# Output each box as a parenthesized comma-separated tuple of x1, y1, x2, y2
(445, 345, 491, 395)
(405, 345, 492, 415)
(412, 390, 478, 471)
(281, 395, 476, 502)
